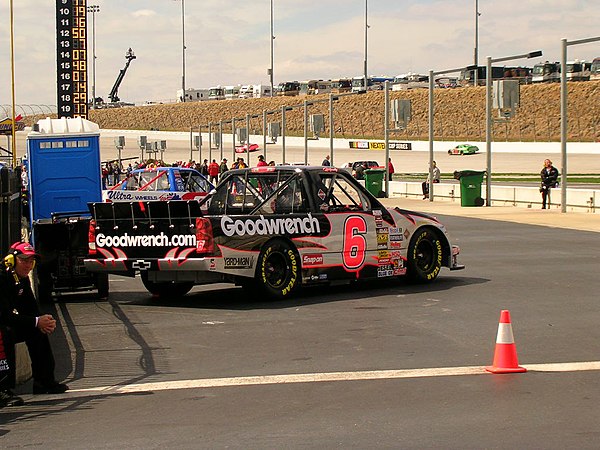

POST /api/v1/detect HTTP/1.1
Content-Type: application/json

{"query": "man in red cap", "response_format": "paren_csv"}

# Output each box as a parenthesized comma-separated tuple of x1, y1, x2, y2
(0, 242, 68, 407)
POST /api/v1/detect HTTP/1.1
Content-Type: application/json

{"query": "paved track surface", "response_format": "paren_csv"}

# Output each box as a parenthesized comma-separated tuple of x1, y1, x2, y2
(2, 206, 600, 448)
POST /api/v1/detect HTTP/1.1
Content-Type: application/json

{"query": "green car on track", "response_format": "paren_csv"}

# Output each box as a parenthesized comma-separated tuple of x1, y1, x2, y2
(448, 144, 479, 155)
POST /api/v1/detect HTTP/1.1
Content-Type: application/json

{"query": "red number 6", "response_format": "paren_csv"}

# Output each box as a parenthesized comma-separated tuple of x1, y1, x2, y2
(343, 216, 367, 271)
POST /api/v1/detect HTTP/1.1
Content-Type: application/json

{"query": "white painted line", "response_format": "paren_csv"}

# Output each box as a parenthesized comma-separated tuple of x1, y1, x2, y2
(23, 360, 600, 403)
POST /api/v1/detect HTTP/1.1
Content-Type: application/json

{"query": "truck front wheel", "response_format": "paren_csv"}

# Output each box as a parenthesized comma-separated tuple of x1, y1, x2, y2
(140, 272, 194, 298)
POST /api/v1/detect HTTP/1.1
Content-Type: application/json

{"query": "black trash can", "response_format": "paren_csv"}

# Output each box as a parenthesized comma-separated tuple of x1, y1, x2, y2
(453, 170, 485, 207)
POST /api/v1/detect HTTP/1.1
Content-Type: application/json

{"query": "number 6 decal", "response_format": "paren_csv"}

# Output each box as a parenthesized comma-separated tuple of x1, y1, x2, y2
(343, 215, 367, 271)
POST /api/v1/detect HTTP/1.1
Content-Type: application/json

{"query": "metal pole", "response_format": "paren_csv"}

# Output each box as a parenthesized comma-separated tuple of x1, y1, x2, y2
(189, 126, 194, 162)
(304, 100, 309, 164)
(363, 0, 368, 90)
(560, 38, 567, 213)
(485, 56, 492, 206)
(181, 0, 186, 102)
(281, 105, 286, 164)
(10, 0, 17, 166)
(208, 122, 212, 163)
(263, 110, 268, 160)
(232, 118, 236, 162)
(246, 114, 251, 163)
(474, 0, 479, 87)
(428, 69, 434, 202)
(329, 94, 334, 166)
(384, 81, 390, 196)
(198, 125, 202, 163)
(270, 0, 274, 97)
(217, 120, 223, 162)
(87, 5, 100, 110)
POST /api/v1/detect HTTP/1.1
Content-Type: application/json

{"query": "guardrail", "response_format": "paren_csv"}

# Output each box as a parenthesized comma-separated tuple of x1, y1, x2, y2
(388, 181, 599, 213)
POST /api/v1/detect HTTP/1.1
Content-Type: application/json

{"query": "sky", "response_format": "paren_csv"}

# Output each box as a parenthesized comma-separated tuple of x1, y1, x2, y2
(1, 0, 599, 106)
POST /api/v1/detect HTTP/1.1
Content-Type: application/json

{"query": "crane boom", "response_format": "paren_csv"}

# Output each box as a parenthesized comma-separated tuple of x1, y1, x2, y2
(108, 48, 136, 103)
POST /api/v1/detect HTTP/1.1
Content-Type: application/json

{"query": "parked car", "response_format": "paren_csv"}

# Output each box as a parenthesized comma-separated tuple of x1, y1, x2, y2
(448, 144, 479, 155)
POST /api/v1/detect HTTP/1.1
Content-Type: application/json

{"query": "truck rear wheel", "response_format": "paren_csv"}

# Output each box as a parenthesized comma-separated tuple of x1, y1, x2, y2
(255, 239, 300, 300)
(96, 273, 109, 300)
(32, 267, 53, 304)
(140, 272, 194, 298)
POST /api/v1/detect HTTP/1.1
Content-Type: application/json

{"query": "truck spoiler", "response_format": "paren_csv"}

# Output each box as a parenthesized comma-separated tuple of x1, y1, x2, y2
(89, 199, 206, 224)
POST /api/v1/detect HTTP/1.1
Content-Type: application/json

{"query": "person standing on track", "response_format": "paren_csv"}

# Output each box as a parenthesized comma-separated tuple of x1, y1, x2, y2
(540, 158, 559, 209)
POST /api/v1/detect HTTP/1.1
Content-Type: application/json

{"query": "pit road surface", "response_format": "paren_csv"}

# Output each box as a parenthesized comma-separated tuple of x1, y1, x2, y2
(2, 202, 599, 448)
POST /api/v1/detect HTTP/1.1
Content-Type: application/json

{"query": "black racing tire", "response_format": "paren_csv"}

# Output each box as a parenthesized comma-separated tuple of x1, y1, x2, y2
(254, 239, 300, 300)
(140, 271, 194, 298)
(32, 267, 54, 304)
(96, 273, 109, 300)
(406, 228, 443, 283)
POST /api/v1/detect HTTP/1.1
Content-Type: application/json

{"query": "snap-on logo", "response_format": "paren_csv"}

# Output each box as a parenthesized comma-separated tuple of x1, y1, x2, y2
(302, 254, 323, 266)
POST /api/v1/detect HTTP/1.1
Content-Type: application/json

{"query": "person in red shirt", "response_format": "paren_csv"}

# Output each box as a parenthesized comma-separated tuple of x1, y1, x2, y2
(256, 155, 268, 167)
(388, 158, 395, 179)
(208, 159, 220, 184)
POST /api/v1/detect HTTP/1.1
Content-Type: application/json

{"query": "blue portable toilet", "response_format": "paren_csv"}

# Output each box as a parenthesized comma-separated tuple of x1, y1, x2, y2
(27, 117, 102, 222)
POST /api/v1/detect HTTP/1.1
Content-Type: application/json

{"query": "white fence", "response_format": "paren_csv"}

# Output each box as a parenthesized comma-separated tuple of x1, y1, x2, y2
(388, 181, 599, 214)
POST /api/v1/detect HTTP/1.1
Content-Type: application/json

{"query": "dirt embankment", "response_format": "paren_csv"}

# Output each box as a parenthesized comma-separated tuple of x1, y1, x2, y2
(33, 81, 600, 142)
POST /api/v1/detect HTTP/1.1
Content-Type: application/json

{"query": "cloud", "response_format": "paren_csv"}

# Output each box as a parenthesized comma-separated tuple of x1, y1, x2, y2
(1, 0, 599, 105)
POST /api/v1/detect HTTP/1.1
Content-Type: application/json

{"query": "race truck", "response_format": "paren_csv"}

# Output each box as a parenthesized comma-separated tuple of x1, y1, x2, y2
(103, 166, 213, 203)
(85, 166, 464, 300)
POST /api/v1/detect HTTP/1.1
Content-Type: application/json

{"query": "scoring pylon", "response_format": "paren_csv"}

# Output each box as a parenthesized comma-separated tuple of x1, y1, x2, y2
(485, 310, 527, 374)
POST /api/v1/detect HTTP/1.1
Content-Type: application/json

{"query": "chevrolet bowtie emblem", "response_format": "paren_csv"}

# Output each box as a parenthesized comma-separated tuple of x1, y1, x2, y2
(132, 260, 151, 271)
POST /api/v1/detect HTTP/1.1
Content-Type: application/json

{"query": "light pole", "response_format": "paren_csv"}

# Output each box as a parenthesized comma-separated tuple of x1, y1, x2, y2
(87, 5, 100, 110)
(428, 64, 476, 201)
(473, 0, 480, 86)
(175, 0, 186, 102)
(9, 0, 17, 166)
(363, 0, 369, 90)
(269, 0, 274, 97)
(485, 50, 542, 206)
(559, 35, 600, 213)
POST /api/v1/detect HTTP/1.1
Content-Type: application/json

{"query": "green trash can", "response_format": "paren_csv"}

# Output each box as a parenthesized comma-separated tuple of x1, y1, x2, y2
(454, 170, 485, 206)
(364, 168, 386, 198)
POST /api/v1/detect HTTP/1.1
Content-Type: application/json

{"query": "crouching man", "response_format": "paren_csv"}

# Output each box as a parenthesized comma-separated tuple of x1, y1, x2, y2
(0, 242, 68, 408)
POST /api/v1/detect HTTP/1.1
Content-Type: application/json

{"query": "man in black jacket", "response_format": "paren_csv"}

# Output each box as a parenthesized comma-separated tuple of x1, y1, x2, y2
(540, 159, 559, 209)
(0, 242, 68, 407)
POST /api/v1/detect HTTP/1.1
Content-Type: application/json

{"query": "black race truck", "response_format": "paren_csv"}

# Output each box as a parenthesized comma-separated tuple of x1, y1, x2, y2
(85, 166, 463, 300)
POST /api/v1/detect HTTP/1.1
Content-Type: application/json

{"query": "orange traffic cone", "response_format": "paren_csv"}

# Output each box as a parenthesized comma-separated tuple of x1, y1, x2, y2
(486, 310, 527, 374)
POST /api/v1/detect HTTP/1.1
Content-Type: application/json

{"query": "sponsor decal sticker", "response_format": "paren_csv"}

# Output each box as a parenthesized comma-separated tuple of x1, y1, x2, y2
(224, 256, 254, 269)
(221, 214, 320, 237)
(302, 254, 324, 266)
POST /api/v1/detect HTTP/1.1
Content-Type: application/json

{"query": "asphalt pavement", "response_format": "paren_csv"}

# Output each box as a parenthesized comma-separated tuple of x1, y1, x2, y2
(381, 196, 600, 233)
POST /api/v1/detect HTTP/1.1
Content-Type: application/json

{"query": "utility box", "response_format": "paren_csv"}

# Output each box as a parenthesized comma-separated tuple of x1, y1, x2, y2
(27, 117, 102, 222)
(268, 122, 281, 140)
(310, 114, 325, 135)
(493, 80, 520, 110)
(213, 132, 221, 148)
(236, 127, 248, 143)
(194, 135, 202, 149)
(114, 136, 125, 148)
(392, 99, 411, 127)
